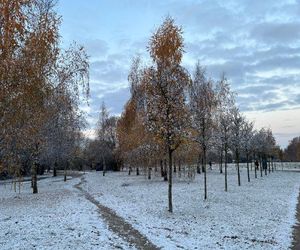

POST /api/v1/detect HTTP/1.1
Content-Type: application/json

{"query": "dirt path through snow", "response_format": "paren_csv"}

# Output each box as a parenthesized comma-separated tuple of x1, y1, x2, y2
(74, 176, 160, 250)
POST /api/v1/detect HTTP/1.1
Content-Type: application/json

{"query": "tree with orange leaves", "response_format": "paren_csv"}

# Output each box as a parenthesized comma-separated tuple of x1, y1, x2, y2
(0, 0, 89, 193)
(144, 17, 190, 212)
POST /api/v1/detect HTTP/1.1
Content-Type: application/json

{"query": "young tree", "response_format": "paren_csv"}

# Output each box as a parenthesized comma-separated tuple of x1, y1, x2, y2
(215, 75, 235, 192)
(230, 107, 245, 186)
(242, 120, 254, 182)
(97, 102, 109, 176)
(145, 17, 190, 212)
(189, 62, 217, 199)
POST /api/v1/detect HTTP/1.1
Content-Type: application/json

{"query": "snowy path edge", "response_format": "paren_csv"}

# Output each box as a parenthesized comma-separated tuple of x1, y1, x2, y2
(74, 175, 160, 250)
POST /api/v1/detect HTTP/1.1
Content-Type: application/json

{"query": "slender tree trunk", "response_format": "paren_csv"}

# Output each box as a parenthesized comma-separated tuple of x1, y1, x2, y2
(64, 161, 68, 182)
(168, 148, 173, 213)
(53, 162, 57, 177)
(128, 166, 131, 175)
(148, 167, 151, 180)
(197, 154, 201, 174)
(201, 156, 205, 173)
(164, 159, 168, 181)
(220, 150, 223, 174)
(247, 153, 250, 182)
(102, 155, 106, 176)
(32, 143, 39, 194)
(271, 157, 274, 172)
(64, 163, 67, 182)
(32, 163, 38, 194)
(268, 157, 271, 173)
(203, 147, 207, 200)
(136, 167, 139, 175)
(178, 159, 181, 178)
(260, 157, 263, 177)
(236, 150, 241, 186)
(173, 160, 176, 173)
(160, 160, 163, 177)
(225, 147, 228, 192)
(264, 156, 267, 176)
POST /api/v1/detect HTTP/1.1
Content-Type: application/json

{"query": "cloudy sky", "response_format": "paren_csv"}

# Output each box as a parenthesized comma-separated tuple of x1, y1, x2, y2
(57, 0, 300, 148)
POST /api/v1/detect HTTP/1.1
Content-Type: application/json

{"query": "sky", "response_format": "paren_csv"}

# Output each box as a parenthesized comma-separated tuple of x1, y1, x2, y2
(57, 0, 300, 148)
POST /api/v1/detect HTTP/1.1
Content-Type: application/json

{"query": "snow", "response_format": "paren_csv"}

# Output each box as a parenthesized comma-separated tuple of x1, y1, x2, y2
(0, 164, 299, 249)
(0, 175, 134, 250)
(82, 164, 300, 249)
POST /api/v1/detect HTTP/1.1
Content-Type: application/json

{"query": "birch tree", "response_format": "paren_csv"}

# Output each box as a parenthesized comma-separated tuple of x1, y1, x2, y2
(230, 107, 244, 186)
(242, 120, 254, 182)
(215, 75, 235, 192)
(189, 62, 217, 199)
(145, 17, 190, 212)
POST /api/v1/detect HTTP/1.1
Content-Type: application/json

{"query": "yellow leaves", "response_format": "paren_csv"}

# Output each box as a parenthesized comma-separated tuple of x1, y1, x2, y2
(0, 0, 89, 171)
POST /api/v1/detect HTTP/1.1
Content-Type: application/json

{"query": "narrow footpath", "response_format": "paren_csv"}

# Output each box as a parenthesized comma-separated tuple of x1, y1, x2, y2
(292, 188, 300, 250)
(74, 176, 160, 250)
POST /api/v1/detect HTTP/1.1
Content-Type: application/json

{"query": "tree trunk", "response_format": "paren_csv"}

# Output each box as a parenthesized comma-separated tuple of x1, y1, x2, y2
(173, 160, 176, 173)
(64, 162, 67, 182)
(260, 157, 263, 177)
(225, 147, 228, 192)
(168, 148, 173, 213)
(64, 168, 67, 182)
(32, 163, 38, 194)
(203, 147, 207, 200)
(197, 154, 201, 174)
(53, 162, 57, 177)
(163, 159, 168, 181)
(102, 155, 106, 176)
(237, 150, 241, 186)
(136, 167, 139, 176)
(246, 153, 250, 182)
(160, 160, 164, 177)
(148, 167, 151, 180)
(264, 156, 267, 176)
(268, 157, 271, 173)
(220, 150, 223, 174)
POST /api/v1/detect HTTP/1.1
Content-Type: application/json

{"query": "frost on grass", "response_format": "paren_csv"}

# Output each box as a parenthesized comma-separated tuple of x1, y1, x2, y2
(0, 176, 134, 250)
(84, 166, 300, 250)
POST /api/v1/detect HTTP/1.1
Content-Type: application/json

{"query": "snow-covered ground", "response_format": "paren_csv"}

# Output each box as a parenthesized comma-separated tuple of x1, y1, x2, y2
(0, 164, 299, 250)
(0, 175, 134, 250)
(83, 164, 300, 249)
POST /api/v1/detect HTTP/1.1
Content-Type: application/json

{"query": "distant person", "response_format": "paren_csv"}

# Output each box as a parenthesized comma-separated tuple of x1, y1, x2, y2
(255, 160, 259, 170)
(209, 161, 212, 170)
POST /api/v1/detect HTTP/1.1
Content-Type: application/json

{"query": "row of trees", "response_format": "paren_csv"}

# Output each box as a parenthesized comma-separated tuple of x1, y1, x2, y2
(116, 17, 279, 213)
(0, 0, 89, 192)
(284, 136, 300, 161)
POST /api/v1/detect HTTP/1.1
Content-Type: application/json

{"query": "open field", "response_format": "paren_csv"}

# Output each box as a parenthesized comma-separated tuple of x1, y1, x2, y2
(0, 163, 299, 249)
